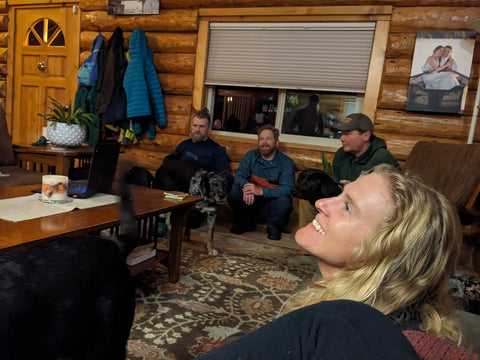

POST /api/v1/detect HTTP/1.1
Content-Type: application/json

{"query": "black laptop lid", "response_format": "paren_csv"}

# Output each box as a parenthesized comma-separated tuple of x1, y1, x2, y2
(84, 142, 120, 197)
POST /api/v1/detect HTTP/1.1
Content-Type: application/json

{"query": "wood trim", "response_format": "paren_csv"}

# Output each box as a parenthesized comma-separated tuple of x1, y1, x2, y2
(363, 20, 390, 120)
(193, 19, 209, 113)
(201, 15, 392, 22)
(199, 6, 393, 17)
(5, 6, 14, 133)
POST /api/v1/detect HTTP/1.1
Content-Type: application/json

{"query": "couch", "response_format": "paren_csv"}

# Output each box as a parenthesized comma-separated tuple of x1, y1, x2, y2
(0, 110, 45, 188)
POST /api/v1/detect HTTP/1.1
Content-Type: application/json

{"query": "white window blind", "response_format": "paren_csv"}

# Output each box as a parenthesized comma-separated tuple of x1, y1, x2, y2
(205, 22, 375, 93)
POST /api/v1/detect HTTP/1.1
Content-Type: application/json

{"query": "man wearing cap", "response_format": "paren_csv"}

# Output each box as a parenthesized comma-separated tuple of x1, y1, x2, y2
(331, 113, 398, 185)
(297, 113, 398, 228)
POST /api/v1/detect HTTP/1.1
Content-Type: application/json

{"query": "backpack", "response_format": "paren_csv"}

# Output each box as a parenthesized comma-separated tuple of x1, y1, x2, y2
(78, 33, 104, 86)
(123, 166, 155, 188)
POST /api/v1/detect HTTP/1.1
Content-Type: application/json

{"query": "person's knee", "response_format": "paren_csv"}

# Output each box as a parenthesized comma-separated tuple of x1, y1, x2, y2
(272, 195, 293, 214)
(227, 184, 243, 205)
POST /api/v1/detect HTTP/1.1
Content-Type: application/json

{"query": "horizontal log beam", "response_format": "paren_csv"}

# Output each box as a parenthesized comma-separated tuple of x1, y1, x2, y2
(0, 32, 6, 48)
(0, 47, 7, 64)
(158, 73, 194, 95)
(81, 10, 198, 32)
(80, 31, 197, 53)
(153, 53, 195, 74)
(161, 113, 190, 135)
(80, 50, 196, 75)
(79, 0, 108, 11)
(164, 95, 192, 115)
(390, 7, 480, 32)
(0, 15, 7, 32)
(161, 0, 480, 8)
(378, 83, 408, 110)
(375, 109, 469, 140)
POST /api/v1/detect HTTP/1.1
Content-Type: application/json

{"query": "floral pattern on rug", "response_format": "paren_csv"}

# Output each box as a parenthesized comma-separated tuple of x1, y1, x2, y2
(127, 237, 316, 360)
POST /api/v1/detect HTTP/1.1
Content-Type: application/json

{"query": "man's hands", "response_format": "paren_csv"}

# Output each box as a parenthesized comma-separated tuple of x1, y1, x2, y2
(242, 183, 263, 205)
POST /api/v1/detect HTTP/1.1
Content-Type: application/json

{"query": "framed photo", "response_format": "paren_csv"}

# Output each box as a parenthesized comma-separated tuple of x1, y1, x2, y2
(108, 0, 160, 15)
(406, 30, 476, 114)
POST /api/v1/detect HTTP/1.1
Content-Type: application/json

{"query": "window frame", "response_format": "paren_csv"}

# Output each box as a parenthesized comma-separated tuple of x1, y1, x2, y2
(193, 6, 392, 149)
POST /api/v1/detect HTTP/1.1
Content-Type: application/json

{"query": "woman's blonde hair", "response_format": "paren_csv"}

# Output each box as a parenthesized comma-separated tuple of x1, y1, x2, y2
(284, 164, 462, 343)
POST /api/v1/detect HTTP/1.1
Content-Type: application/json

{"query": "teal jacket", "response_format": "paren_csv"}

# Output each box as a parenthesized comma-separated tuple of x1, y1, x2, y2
(332, 135, 399, 184)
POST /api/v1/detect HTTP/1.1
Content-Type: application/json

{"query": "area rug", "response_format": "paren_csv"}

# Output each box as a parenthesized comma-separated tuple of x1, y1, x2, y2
(126, 236, 316, 360)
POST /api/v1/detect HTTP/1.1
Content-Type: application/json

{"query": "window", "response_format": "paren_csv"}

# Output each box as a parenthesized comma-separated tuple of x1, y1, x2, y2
(194, 6, 392, 147)
(26, 18, 65, 47)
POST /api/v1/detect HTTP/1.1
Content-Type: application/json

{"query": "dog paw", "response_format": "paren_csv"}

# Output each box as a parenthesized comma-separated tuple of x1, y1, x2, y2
(208, 248, 219, 256)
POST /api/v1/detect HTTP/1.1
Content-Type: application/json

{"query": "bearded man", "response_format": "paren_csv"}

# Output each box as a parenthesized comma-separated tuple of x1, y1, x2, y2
(228, 125, 295, 240)
(154, 108, 230, 192)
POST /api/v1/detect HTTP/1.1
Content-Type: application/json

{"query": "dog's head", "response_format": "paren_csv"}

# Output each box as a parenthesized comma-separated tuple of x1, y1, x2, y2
(291, 169, 341, 205)
(189, 170, 231, 204)
(207, 172, 231, 204)
(189, 169, 209, 199)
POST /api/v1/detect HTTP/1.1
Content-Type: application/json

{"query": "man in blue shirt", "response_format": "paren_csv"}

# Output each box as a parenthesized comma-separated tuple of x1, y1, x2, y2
(154, 108, 230, 192)
(229, 125, 295, 240)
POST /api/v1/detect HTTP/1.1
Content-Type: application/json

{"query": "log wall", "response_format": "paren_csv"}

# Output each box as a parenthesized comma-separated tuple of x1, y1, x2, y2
(6, 0, 480, 173)
(79, 0, 480, 172)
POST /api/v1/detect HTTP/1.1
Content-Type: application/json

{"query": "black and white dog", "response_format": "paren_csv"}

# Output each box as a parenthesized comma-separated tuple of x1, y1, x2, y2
(186, 169, 231, 255)
(291, 168, 341, 205)
(0, 182, 138, 360)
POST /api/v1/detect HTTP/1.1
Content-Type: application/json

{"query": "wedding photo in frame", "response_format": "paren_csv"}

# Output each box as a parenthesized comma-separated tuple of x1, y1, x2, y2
(406, 30, 476, 114)
(108, 0, 160, 15)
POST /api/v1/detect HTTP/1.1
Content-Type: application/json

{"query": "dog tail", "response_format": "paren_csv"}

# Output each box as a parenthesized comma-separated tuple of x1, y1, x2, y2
(117, 180, 138, 256)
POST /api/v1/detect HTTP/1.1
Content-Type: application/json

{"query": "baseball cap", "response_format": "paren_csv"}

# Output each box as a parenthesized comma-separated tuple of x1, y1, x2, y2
(331, 113, 374, 132)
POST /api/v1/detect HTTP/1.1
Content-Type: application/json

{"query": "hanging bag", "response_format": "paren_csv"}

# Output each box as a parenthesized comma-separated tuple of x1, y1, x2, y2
(78, 33, 104, 86)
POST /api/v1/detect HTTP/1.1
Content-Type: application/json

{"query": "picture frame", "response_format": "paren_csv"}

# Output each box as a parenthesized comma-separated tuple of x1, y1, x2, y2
(406, 30, 476, 114)
(108, 0, 160, 15)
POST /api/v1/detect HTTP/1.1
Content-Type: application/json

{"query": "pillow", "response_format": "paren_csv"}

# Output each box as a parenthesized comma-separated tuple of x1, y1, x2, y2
(0, 107, 16, 166)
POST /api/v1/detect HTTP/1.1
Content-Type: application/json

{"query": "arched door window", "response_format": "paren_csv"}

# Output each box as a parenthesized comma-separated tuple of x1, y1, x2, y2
(26, 18, 65, 47)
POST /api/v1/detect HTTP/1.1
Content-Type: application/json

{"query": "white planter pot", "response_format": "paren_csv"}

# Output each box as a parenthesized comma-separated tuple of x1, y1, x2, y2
(47, 121, 87, 147)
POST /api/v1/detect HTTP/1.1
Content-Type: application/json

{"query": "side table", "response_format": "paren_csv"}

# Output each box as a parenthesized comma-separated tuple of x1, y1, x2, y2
(13, 143, 94, 176)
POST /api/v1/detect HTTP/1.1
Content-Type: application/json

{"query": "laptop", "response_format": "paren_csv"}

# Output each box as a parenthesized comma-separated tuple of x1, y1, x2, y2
(67, 142, 120, 199)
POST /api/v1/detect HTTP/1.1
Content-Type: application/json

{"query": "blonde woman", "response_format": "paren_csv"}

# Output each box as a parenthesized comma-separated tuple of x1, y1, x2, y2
(198, 165, 466, 359)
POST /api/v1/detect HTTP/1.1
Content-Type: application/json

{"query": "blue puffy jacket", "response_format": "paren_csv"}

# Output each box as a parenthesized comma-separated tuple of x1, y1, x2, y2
(123, 27, 166, 138)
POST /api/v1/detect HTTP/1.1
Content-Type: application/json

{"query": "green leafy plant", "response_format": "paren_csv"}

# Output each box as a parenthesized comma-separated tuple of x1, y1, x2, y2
(322, 152, 333, 177)
(37, 97, 94, 127)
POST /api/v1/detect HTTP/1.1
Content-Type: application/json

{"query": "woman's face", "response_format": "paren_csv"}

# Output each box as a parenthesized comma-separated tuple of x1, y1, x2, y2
(295, 173, 394, 279)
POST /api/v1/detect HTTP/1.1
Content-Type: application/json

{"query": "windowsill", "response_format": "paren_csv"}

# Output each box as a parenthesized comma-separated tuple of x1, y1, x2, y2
(211, 129, 342, 148)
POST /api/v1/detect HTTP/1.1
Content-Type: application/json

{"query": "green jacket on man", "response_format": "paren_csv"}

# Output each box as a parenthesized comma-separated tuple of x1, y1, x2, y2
(332, 135, 399, 184)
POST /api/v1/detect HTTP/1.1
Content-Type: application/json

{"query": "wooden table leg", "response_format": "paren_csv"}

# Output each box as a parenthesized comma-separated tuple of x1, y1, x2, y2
(167, 207, 190, 282)
(56, 155, 73, 176)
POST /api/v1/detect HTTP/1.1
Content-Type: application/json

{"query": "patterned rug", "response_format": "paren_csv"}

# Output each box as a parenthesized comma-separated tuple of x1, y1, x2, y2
(126, 236, 316, 360)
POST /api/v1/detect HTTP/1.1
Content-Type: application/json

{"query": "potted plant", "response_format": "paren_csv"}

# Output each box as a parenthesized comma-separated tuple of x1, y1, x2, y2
(37, 97, 94, 147)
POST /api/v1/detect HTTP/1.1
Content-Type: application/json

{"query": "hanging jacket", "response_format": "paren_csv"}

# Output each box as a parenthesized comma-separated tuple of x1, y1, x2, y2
(74, 32, 105, 146)
(96, 27, 128, 126)
(123, 27, 166, 139)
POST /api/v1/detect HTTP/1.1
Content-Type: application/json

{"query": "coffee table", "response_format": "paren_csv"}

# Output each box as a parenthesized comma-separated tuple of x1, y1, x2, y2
(0, 184, 202, 282)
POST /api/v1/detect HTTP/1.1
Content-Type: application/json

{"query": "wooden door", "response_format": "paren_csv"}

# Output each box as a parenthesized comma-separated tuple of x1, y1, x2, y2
(11, 6, 80, 145)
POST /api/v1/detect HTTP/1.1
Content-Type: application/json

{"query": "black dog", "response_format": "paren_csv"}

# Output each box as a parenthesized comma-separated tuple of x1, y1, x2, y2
(291, 168, 341, 205)
(186, 169, 232, 255)
(0, 182, 138, 360)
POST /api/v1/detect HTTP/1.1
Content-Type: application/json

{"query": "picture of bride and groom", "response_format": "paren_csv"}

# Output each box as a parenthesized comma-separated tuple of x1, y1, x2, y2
(407, 30, 475, 114)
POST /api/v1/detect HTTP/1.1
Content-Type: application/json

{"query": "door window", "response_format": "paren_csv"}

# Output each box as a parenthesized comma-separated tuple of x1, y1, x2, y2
(27, 18, 65, 47)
